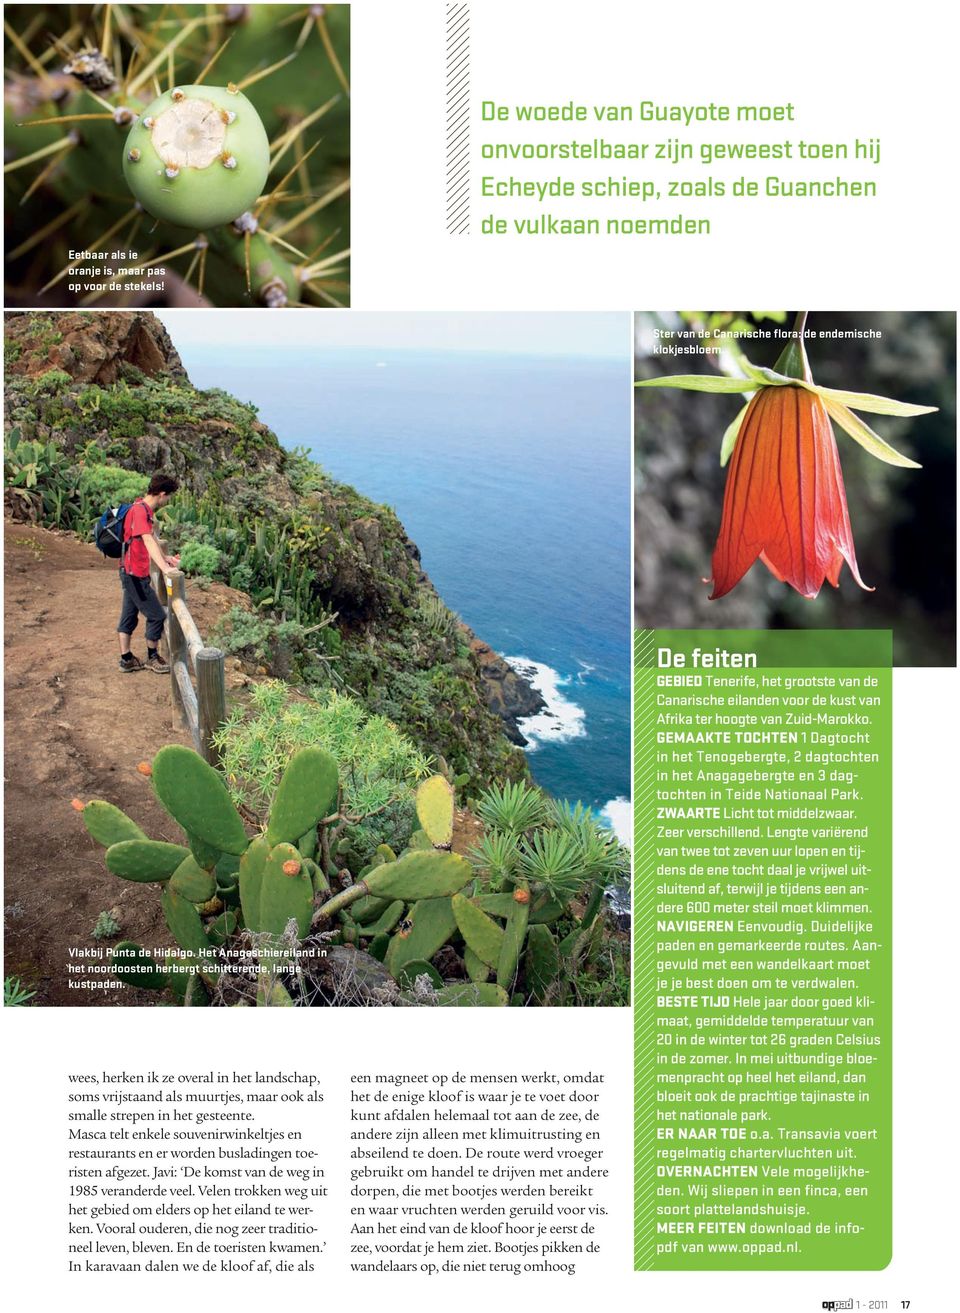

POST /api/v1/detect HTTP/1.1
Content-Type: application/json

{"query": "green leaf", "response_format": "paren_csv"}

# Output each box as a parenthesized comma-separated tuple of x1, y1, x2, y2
(802, 383, 937, 418)
(822, 399, 922, 469)
(634, 375, 762, 395)
(720, 403, 749, 467)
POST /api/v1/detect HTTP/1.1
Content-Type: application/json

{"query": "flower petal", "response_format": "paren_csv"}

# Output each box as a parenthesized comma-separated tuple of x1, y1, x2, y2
(635, 375, 761, 394)
(802, 384, 937, 418)
(821, 398, 922, 469)
(720, 403, 749, 467)
(709, 387, 872, 600)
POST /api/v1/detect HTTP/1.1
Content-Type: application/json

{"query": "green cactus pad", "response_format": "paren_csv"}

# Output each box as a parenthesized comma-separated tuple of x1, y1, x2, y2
(83, 801, 147, 848)
(368, 932, 390, 963)
(106, 839, 190, 882)
(258, 843, 314, 939)
(170, 854, 217, 903)
(111, 942, 166, 991)
(374, 843, 397, 864)
(122, 85, 270, 229)
(350, 894, 392, 925)
(206, 910, 238, 947)
(406, 829, 433, 851)
(298, 828, 318, 860)
(529, 894, 566, 925)
(452, 893, 504, 969)
(239, 836, 270, 930)
(359, 900, 405, 937)
(188, 831, 222, 871)
(302, 857, 330, 897)
(161, 887, 214, 962)
(471, 893, 516, 917)
(265, 747, 339, 846)
(164, 956, 209, 1006)
(385, 897, 457, 978)
(152, 746, 248, 855)
(464, 946, 490, 983)
(366, 850, 473, 901)
(416, 775, 454, 846)
(396, 959, 443, 991)
(525, 924, 561, 1001)
(432, 983, 509, 1007)
(496, 887, 530, 989)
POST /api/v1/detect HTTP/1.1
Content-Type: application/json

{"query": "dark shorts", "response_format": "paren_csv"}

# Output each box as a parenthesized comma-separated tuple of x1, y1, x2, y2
(117, 571, 167, 642)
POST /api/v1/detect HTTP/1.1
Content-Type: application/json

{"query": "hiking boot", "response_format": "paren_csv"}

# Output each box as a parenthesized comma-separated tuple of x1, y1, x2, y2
(147, 652, 170, 674)
(119, 654, 145, 673)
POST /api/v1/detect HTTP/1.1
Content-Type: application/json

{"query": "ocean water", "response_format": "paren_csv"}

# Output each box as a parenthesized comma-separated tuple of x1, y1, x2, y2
(179, 345, 631, 838)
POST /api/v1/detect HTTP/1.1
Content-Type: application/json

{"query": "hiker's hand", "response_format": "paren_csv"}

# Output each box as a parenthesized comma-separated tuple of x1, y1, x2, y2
(166, 555, 180, 567)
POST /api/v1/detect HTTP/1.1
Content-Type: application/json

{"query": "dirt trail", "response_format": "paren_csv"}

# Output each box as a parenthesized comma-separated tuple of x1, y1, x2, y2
(3, 518, 241, 1006)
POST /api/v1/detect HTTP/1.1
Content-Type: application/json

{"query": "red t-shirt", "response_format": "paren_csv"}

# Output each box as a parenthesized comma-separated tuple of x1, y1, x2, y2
(122, 499, 153, 577)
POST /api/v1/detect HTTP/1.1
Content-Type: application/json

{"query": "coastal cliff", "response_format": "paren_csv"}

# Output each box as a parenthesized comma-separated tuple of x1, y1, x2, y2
(4, 310, 538, 786)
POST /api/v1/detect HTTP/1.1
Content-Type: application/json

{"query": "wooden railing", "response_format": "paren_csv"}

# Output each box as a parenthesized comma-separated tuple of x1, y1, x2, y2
(149, 555, 227, 766)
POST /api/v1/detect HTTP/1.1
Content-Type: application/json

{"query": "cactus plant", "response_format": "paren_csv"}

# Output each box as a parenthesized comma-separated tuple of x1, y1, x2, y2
(415, 775, 454, 847)
(82, 800, 147, 847)
(152, 745, 248, 855)
(105, 839, 191, 881)
(4, 4, 350, 308)
(265, 746, 338, 846)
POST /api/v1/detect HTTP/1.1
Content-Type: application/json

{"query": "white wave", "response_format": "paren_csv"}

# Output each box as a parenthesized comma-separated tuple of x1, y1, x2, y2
(575, 660, 596, 684)
(504, 656, 586, 751)
(600, 796, 633, 848)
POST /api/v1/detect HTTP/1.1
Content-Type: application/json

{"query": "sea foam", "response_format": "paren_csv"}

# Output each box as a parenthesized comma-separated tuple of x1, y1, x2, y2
(505, 656, 586, 751)
(600, 796, 633, 848)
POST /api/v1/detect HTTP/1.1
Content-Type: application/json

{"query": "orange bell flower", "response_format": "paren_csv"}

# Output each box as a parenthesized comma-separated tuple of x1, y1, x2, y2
(636, 313, 936, 601)
(709, 384, 868, 600)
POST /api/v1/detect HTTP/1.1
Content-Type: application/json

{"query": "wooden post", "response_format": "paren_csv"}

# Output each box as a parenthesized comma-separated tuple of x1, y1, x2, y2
(165, 569, 188, 731)
(196, 647, 227, 766)
(151, 539, 170, 663)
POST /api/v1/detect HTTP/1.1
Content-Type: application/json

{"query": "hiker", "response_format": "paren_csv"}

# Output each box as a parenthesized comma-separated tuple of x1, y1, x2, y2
(117, 473, 180, 674)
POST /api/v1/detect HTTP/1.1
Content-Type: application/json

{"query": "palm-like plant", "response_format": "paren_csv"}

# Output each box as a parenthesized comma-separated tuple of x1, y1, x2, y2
(475, 780, 548, 836)
(466, 829, 520, 890)
(517, 829, 585, 903)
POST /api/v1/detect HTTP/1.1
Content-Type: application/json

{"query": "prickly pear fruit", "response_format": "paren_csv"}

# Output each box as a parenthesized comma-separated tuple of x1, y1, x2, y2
(111, 942, 166, 991)
(122, 85, 270, 229)
(106, 839, 190, 882)
(161, 887, 214, 964)
(452, 893, 504, 970)
(525, 924, 560, 1001)
(152, 746, 248, 855)
(432, 983, 509, 1007)
(416, 775, 454, 846)
(385, 897, 457, 978)
(83, 800, 147, 848)
(170, 854, 217, 903)
(497, 882, 530, 988)
(239, 836, 270, 932)
(365, 850, 472, 901)
(259, 843, 313, 938)
(265, 747, 339, 847)
(396, 959, 443, 991)
(464, 946, 490, 983)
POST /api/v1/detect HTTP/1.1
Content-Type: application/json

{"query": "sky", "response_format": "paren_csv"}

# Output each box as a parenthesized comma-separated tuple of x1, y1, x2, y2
(155, 310, 629, 360)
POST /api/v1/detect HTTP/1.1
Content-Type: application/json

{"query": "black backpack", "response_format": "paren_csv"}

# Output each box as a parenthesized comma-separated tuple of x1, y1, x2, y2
(94, 503, 133, 558)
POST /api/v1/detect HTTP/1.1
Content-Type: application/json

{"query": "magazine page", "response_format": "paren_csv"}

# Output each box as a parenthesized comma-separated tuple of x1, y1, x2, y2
(2, 3, 956, 1312)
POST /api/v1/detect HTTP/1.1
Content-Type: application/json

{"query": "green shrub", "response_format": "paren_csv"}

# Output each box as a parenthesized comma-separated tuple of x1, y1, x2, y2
(211, 606, 338, 684)
(212, 681, 432, 838)
(178, 541, 221, 579)
(30, 368, 72, 395)
(77, 463, 145, 508)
